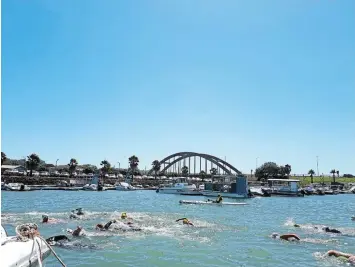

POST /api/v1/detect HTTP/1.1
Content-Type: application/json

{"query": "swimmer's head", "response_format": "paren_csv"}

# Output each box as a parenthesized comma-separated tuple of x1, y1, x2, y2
(218, 194, 221, 197)
(183, 219, 188, 224)
(121, 212, 127, 219)
(42, 215, 49, 223)
(294, 224, 300, 228)
(96, 224, 103, 230)
(271, 233, 279, 239)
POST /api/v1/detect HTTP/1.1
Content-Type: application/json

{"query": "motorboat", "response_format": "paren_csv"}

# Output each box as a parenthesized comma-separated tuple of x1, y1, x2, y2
(1, 224, 64, 267)
(156, 178, 197, 194)
(1, 182, 6, 190)
(4, 183, 31, 191)
(115, 182, 136, 191)
(179, 200, 248, 206)
(266, 179, 304, 197)
(82, 175, 106, 191)
(82, 184, 98, 191)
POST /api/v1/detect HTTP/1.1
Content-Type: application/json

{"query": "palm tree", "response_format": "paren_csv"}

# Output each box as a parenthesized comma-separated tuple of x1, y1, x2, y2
(210, 167, 217, 176)
(308, 169, 315, 184)
(199, 170, 206, 181)
(129, 155, 139, 181)
(26, 153, 41, 177)
(152, 160, 161, 180)
(336, 170, 339, 177)
(181, 166, 189, 177)
(68, 158, 78, 177)
(1, 152, 7, 165)
(330, 169, 336, 183)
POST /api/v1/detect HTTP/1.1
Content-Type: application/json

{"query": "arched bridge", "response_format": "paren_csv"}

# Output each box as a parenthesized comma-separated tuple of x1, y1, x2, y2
(148, 152, 242, 176)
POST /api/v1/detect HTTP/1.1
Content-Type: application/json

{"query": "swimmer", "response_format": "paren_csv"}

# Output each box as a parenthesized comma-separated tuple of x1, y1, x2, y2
(96, 220, 117, 231)
(120, 212, 132, 220)
(68, 226, 84, 237)
(351, 216, 355, 221)
(271, 233, 300, 241)
(46, 235, 97, 249)
(326, 250, 355, 264)
(176, 218, 194, 226)
(293, 224, 341, 234)
(42, 214, 57, 224)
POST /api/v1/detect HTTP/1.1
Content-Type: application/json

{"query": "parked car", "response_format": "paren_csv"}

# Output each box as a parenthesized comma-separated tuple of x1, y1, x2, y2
(32, 171, 40, 177)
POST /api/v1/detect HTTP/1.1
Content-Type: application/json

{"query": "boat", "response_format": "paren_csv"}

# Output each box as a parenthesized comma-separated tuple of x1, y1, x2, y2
(179, 190, 203, 196)
(82, 175, 106, 191)
(1, 224, 65, 267)
(1, 182, 6, 190)
(156, 177, 197, 194)
(179, 200, 248, 205)
(4, 183, 31, 191)
(115, 182, 136, 191)
(202, 175, 251, 199)
(266, 179, 304, 197)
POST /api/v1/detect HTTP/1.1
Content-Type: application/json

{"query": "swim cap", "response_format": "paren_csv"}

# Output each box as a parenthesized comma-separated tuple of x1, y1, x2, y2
(42, 215, 48, 219)
(271, 233, 279, 238)
(121, 212, 127, 219)
(183, 219, 188, 223)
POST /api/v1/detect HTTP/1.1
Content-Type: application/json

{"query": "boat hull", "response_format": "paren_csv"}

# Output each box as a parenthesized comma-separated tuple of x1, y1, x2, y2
(179, 200, 248, 206)
(202, 191, 249, 199)
(1, 237, 51, 267)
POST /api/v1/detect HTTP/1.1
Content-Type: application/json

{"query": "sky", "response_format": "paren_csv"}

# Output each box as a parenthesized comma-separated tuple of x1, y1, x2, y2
(1, 0, 354, 175)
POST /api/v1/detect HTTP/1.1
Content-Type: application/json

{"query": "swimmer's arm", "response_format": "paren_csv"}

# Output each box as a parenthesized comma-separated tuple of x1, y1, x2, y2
(327, 250, 352, 258)
(176, 218, 187, 222)
(280, 234, 300, 241)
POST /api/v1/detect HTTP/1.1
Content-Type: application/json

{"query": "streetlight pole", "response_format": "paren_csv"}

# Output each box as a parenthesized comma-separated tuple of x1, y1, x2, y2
(316, 156, 319, 177)
(56, 159, 59, 169)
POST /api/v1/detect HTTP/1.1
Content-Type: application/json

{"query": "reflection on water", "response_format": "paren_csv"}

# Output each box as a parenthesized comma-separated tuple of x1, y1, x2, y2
(2, 190, 355, 266)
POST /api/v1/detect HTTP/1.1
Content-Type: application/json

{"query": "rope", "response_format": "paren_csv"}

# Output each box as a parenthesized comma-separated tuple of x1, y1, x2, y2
(37, 236, 67, 267)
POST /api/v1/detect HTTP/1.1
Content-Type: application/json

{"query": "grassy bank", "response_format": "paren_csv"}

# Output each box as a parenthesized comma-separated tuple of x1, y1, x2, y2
(293, 176, 355, 186)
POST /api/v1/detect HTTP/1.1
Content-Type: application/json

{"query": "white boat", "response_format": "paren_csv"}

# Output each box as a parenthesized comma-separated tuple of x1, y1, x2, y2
(4, 183, 31, 191)
(179, 200, 248, 205)
(115, 182, 136, 191)
(267, 179, 304, 197)
(82, 175, 106, 191)
(156, 178, 197, 194)
(0, 224, 60, 267)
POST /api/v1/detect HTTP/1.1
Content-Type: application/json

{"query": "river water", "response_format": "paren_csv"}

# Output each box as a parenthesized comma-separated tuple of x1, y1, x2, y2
(1, 190, 355, 267)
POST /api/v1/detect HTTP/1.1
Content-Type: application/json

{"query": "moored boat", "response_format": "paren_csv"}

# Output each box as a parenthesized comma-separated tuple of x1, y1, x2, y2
(156, 178, 197, 194)
(179, 200, 248, 205)
(115, 182, 136, 191)
(4, 183, 31, 191)
(267, 179, 304, 197)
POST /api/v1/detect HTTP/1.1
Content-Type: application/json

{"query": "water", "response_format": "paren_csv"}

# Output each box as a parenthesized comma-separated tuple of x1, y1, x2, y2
(1, 190, 355, 267)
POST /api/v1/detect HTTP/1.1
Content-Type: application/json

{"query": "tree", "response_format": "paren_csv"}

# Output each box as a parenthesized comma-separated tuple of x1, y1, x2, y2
(284, 164, 292, 176)
(1, 152, 7, 165)
(210, 167, 217, 176)
(255, 162, 280, 181)
(26, 153, 41, 177)
(336, 170, 339, 177)
(68, 158, 78, 177)
(199, 170, 206, 181)
(330, 169, 336, 183)
(181, 166, 189, 177)
(152, 160, 161, 180)
(308, 169, 315, 184)
(129, 155, 139, 181)
(100, 160, 111, 177)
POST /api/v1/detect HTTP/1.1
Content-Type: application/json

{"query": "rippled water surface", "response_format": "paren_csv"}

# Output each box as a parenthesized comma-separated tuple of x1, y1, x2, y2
(1, 190, 355, 266)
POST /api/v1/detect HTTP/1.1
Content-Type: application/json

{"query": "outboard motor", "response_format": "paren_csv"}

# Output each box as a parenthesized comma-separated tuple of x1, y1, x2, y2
(20, 184, 25, 191)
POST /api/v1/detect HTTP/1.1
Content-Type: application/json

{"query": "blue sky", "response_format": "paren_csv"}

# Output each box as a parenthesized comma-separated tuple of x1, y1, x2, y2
(2, 0, 354, 174)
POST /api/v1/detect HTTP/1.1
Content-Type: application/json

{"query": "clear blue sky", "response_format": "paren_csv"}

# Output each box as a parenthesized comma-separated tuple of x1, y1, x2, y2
(2, 0, 354, 174)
